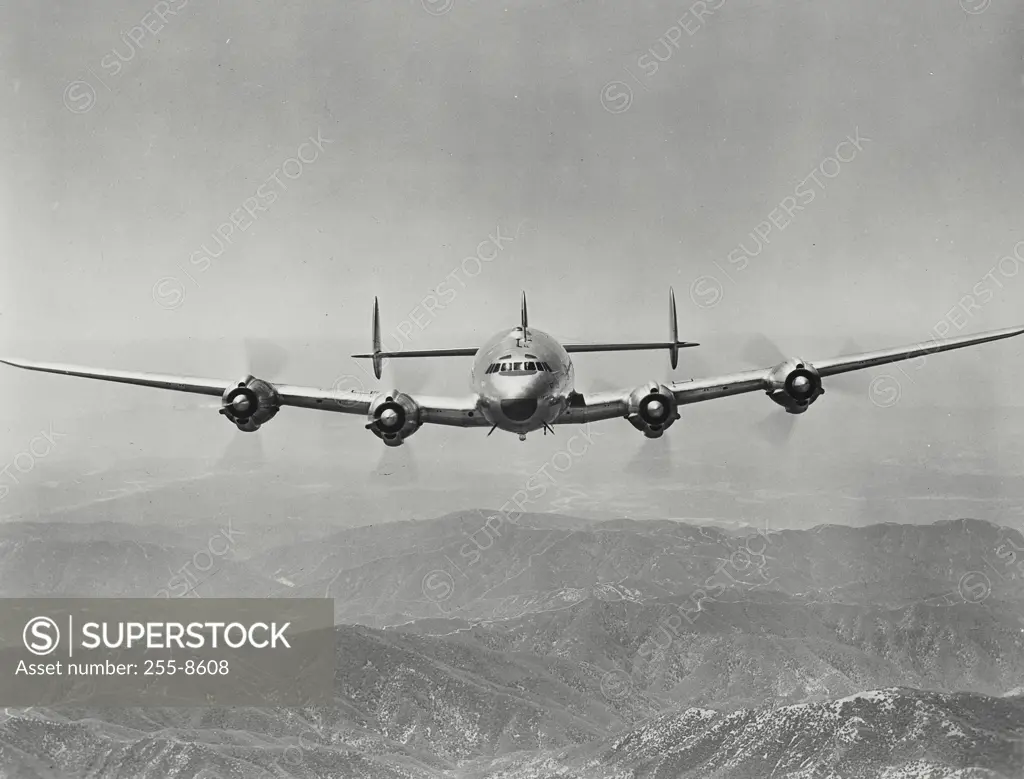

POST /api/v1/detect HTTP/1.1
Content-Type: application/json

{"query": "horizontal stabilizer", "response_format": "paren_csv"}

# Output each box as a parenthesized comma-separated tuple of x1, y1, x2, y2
(355, 288, 697, 371)
(563, 341, 699, 354)
(352, 347, 480, 359)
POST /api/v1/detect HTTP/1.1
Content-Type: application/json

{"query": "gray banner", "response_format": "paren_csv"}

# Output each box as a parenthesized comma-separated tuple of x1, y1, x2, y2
(0, 599, 334, 707)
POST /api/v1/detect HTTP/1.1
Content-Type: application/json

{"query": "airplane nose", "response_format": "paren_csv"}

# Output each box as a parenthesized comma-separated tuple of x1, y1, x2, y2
(500, 397, 538, 422)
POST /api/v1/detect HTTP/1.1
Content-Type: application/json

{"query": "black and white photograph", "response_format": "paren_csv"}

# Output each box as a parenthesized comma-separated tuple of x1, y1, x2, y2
(2, 0, 1024, 776)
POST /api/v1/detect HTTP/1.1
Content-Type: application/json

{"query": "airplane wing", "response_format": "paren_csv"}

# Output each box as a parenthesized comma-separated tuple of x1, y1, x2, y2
(0, 358, 487, 428)
(671, 325, 1024, 406)
(553, 390, 631, 425)
(555, 325, 1024, 423)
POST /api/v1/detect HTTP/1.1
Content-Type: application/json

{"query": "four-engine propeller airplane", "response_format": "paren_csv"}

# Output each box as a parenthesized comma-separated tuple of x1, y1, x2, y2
(2, 289, 1023, 446)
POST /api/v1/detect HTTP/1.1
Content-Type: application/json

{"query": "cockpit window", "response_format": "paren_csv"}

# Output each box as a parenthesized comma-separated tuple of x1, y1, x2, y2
(487, 359, 549, 375)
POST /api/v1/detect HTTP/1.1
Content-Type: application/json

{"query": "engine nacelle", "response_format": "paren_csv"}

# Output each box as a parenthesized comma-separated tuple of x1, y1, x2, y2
(220, 377, 280, 432)
(627, 383, 679, 438)
(766, 359, 823, 414)
(367, 391, 422, 447)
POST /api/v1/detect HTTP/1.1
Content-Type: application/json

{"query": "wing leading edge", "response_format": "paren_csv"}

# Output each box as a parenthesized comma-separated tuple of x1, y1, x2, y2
(0, 357, 486, 425)
(557, 324, 1024, 420)
(812, 325, 1024, 377)
(3, 323, 1022, 432)
(671, 324, 1024, 405)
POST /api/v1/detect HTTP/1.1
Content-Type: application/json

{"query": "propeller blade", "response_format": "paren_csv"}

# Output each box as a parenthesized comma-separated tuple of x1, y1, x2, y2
(755, 411, 798, 446)
(182, 399, 223, 411)
(371, 443, 419, 484)
(379, 357, 436, 394)
(176, 339, 286, 416)
(244, 338, 289, 380)
(216, 428, 266, 471)
(207, 339, 288, 468)
(742, 334, 788, 368)
(585, 377, 620, 393)
(626, 437, 673, 479)
(825, 339, 872, 396)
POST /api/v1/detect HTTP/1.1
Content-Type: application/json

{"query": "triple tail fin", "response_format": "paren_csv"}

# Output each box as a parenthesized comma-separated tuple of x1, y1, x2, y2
(354, 289, 697, 373)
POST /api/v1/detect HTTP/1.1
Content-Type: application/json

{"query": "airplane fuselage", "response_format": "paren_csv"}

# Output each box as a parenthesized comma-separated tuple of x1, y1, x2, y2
(471, 327, 575, 435)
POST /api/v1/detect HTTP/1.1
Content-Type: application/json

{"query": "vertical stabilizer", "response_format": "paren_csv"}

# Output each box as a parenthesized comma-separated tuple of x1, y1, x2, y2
(668, 287, 680, 369)
(372, 297, 384, 379)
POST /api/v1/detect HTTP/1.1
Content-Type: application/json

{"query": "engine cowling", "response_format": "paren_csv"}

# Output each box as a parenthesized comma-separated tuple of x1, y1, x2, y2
(220, 377, 280, 432)
(766, 359, 823, 414)
(367, 391, 422, 447)
(627, 383, 679, 438)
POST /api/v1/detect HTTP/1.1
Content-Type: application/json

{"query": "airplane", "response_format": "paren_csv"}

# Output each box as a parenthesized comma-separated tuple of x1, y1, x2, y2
(1, 289, 1023, 447)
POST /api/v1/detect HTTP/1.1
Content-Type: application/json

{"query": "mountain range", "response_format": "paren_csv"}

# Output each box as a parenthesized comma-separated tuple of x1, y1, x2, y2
(1, 511, 1023, 777)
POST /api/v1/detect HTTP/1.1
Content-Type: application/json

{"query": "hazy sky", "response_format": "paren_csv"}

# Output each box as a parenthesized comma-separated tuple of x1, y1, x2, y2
(2, 0, 1023, 529)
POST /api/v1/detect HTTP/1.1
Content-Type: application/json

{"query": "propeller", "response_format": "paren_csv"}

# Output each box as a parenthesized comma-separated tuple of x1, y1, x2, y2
(370, 443, 419, 484)
(216, 426, 266, 472)
(741, 333, 788, 368)
(739, 334, 806, 447)
(209, 339, 291, 472)
(741, 335, 871, 395)
(244, 338, 289, 382)
(583, 376, 620, 394)
(754, 409, 798, 446)
(378, 356, 437, 396)
(565, 331, 689, 479)
(625, 437, 673, 479)
(378, 358, 436, 483)
(822, 339, 871, 396)
(308, 352, 435, 483)
(740, 335, 882, 445)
